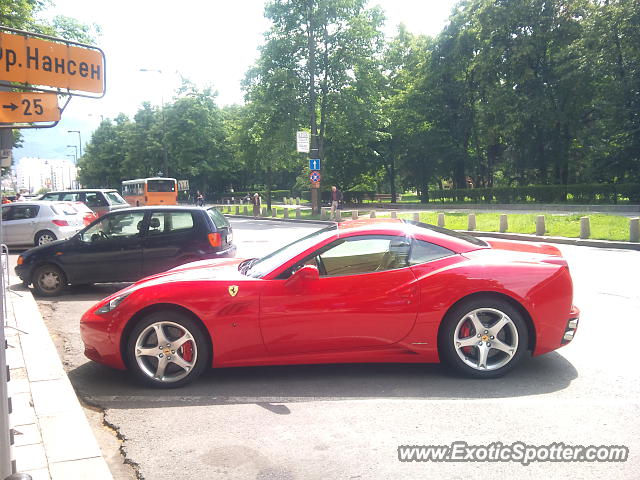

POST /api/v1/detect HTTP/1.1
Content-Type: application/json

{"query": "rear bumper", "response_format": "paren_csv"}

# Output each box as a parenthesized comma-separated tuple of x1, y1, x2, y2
(533, 305, 580, 356)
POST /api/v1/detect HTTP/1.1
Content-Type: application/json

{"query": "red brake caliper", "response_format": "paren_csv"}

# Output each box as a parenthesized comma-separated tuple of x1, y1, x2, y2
(460, 322, 473, 355)
(181, 341, 193, 362)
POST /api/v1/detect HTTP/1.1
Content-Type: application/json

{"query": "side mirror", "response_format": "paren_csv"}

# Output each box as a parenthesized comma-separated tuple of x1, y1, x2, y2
(285, 264, 320, 288)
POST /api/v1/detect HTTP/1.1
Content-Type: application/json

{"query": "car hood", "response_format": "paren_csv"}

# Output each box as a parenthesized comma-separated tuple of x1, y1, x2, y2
(132, 257, 249, 288)
(20, 238, 71, 259)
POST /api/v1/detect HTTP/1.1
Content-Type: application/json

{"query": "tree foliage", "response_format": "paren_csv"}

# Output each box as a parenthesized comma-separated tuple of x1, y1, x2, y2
(77, 0, 640, 201)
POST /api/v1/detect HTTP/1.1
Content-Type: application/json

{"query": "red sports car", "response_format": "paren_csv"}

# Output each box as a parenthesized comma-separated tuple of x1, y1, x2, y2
(80, 219, 579, 387)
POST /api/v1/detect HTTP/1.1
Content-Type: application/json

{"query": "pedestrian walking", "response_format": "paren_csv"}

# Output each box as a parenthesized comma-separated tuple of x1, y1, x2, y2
(251, 192, 261, 218)
(330, 185, 343, 221)
(195, 191, 204, 207)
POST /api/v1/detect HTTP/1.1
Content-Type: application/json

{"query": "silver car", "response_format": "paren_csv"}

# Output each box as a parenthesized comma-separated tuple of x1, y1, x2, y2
(1, 201, 86, 246)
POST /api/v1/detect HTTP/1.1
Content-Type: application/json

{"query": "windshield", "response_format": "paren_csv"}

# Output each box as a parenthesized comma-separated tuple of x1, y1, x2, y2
(243, 225, 337, 278)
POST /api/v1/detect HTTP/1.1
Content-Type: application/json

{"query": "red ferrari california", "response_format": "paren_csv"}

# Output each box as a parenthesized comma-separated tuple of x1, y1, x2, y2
(81, 219, 579, 387)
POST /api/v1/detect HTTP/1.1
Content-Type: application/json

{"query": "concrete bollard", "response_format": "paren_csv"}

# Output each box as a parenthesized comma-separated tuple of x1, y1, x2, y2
(536, 215, 546, 236)
(272, 207, 277, 217)
(413, 212, 420, 222)
(243, 206, 248, 215)
(322, 208, 329, 220)
(296, 197, 301, 205)
(296, 209, 301, 219)
(391, 211, 397, 219)
(630, 218, 640, 242)
(260, 207, 266, 217)
(336, 210, 342, 222)
(580, 216, 591, 239)
(352, 210, 358, 220)
(437, 213, 445, 227)
(370, 210, 376, 218)
(468, 213, 476, 231)
(235, 206, 240, 215)
(283, 196, 287, 204)
(499, 214, 508, 233)
(283, 208, 289, 219)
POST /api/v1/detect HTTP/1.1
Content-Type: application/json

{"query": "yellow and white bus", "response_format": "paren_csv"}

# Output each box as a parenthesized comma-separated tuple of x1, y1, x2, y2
(122, 177, 178, 206)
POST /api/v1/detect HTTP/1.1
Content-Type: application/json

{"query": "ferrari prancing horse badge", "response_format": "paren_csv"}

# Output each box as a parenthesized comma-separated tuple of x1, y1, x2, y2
(228, 285, 239, 297)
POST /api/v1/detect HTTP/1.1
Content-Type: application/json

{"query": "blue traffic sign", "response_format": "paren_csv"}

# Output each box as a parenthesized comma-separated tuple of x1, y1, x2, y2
(309, 158, 321, 170)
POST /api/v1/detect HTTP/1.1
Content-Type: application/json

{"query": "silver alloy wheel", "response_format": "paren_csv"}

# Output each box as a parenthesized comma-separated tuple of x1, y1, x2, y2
(36, 269, 62, 293)
(133, 321, 198, 383)
(37, 232, 56, 245)
(453, 308, 519, 371)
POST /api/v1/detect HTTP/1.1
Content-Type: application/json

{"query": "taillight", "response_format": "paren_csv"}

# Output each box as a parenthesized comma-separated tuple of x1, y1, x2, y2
(17, 256, 23, 266)
(208, 233, 221, 247)
(52, 219, 69, 226)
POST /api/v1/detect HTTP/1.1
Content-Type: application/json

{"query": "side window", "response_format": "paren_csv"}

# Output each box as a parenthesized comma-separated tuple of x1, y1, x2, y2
(84, 192, 107, 207)
(2, 206, 13, 221)
(308, 235, 410, 277)
(147, 212, 194, 235)
(12, 206, 39, 220)
(80, 212, 146, 243)
(59, 193, 79, 201)
(408, 239, 454, 265)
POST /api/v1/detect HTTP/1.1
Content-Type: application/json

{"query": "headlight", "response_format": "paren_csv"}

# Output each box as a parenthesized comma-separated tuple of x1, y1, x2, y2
(95, 293, 130, 314)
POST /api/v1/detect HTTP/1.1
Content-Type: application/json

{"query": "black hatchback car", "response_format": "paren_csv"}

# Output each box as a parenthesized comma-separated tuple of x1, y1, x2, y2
(16, 206, 236, 296)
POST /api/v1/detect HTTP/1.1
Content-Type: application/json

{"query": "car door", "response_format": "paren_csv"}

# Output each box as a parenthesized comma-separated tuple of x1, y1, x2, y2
(2, 205, 40, 245)
(61, 210, 146, 283)
(259, 235, 419, 355)
(141, 210, 198, 276)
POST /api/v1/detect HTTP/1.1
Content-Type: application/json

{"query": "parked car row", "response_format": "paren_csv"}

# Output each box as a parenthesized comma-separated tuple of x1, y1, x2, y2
(15, 205, 236, 296)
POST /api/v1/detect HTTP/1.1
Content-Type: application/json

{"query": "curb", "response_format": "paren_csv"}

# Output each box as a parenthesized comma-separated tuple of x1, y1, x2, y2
(225, 214, 640, 251)
(5, 275, 113, 479)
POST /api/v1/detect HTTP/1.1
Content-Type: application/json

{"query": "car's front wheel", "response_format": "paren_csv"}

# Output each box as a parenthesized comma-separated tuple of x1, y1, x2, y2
(32, 264, 67, 297)
(125, 311, 210, 388)
(438, 297, 529, 378)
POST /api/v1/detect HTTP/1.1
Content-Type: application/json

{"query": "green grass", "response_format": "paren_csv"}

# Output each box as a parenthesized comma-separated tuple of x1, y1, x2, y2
(217, 206, 636, 242)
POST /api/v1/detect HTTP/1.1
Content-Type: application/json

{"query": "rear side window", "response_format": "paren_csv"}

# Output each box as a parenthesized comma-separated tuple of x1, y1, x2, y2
(59, 193, 80, 201)
(40, 193, 60, 201)
(207, 207, 229, 229)
(148, 211, 194, 235)
(147, 180, 176, 192)
(409, 239, 454, 265)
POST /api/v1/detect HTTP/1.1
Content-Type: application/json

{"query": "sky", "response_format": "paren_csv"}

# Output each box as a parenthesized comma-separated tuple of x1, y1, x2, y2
(15, 0, 459, 161)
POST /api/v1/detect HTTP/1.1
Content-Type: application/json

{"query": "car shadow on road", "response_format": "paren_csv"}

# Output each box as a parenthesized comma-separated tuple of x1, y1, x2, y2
(69, 352, 578, 410)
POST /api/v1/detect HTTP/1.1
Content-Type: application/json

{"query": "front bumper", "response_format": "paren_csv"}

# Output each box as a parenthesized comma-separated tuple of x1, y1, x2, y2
(80, 308, 127, 370)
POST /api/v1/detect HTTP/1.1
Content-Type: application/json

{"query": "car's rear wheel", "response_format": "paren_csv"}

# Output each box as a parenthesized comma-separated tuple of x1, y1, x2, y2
(35, 230, 57, 246)
(32, 264, 67, 297)
(125, 311, 210, 388)
(438, 297, 529, 378)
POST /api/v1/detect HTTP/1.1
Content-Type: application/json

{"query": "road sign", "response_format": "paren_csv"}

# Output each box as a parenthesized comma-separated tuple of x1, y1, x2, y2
(0, 30, 105, 95)
(309, 158, 321, 170)
(296, 131, 310, 153)
(178, 180, 190, 191)
(0, 92, 60, 123)
(310, 171, 321, 183)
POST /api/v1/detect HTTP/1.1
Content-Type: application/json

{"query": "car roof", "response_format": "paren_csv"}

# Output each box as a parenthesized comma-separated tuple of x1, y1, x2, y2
(43, 189, 119, 193)
(2, 200, 78, 207)
(102, 205, 209, 213)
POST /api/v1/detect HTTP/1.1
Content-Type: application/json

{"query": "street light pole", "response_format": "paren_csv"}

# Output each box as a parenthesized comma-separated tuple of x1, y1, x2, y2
(139, 68, 168, 177)
(67, 130, 82, 157)
(67, 145, 78, 164)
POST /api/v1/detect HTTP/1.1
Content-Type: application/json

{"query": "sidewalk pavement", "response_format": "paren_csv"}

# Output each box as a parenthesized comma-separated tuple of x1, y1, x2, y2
(4, 272, 112, 479)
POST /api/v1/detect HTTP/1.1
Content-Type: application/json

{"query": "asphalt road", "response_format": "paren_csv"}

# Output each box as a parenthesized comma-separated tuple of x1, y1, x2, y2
(12, 218, 640, 479)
